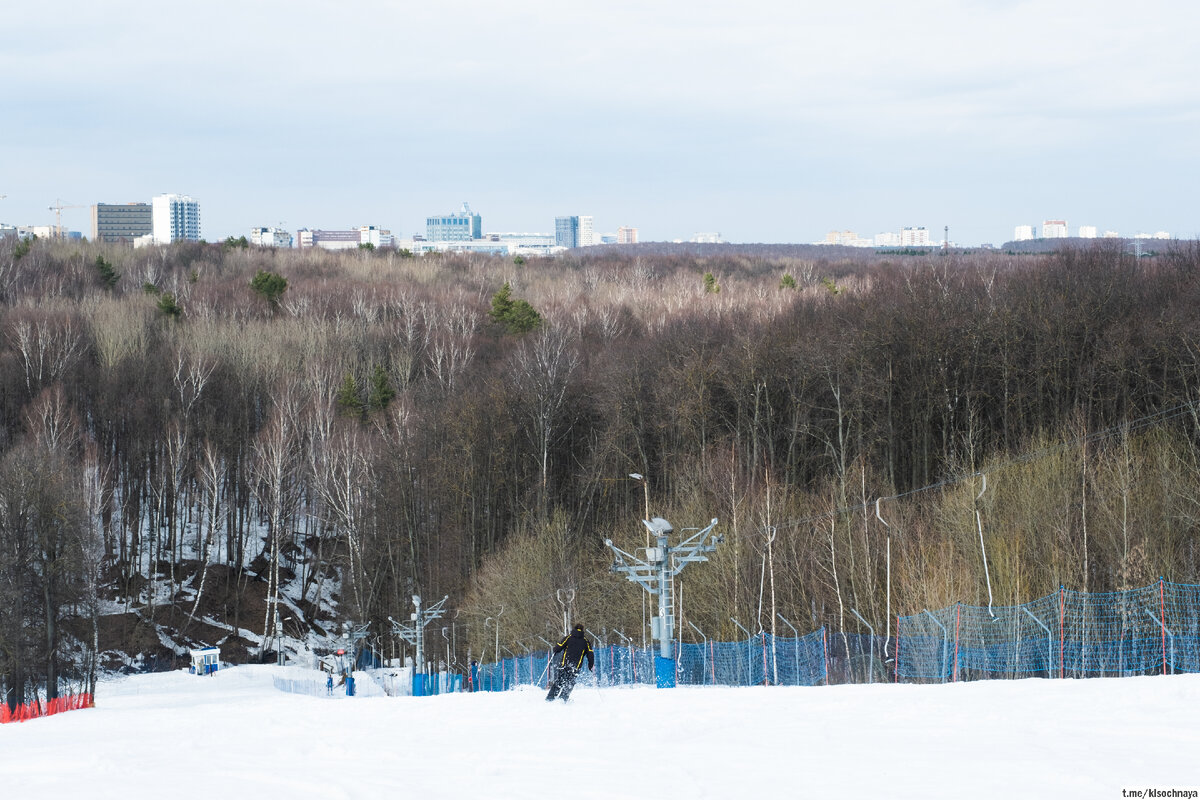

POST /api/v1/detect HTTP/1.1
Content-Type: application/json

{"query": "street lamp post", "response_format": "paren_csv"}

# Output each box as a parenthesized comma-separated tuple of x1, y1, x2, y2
(629, 473, 651, 646)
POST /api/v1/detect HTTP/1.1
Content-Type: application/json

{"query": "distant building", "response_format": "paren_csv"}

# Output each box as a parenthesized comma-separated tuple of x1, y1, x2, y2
(824, 230, 851, 244)
(250, 227, 293, 248)
(1013, 225, 1035, 241)
(358, 225, 394, 248)
(92, 203, 151, 244)
(297, 226, 393, 250)
(485, 232, 553, 245)
(1042, 220, 1068, 238)
(554, 215, 596, 248)
(151, 194, 201, 244)
(874, 231, 901, 247)
(690, 232, 724, 244)
(1078, 225, 1098, 239)
(427, 202, 481, 242)
(1103, 230, 1121, 238)
(555, 216, 579, 248)
(823, 230, 873, 247)
(617, 226, 638, 244)
(400, 239, 511, 256)
(900, 226, 930, 247)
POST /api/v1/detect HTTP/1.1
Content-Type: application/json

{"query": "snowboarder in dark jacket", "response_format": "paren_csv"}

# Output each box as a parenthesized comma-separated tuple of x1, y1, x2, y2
(546, 624, 594, 701)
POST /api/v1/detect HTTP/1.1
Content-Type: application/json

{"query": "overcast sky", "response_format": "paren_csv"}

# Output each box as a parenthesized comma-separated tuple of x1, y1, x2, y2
(3, 0, 1197, 245)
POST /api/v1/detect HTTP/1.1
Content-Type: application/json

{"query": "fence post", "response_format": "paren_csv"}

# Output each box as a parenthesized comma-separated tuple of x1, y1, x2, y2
(1159, 577, 1167, 676)
(761, 633, 769, 686)
(823, 627, 829, 685)
(954, 603, 961, 683)
(894, 615, 901, 684)
(1058, 586, 1065, 679)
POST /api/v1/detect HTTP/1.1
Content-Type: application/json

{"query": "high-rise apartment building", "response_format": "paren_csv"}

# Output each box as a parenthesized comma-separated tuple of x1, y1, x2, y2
(555, 215, 596, 248)
(427, 202, 481, 242)
(1078, 225, 1098, 239)
(92, 203, 151, 244)
(1042, 220, 1068, 238)
(617, 226, 638, 244)
(555, 216, 577, 248)
(900, 226, 930, 247)
(1013, 225, 1035, 241)
(151, 194, 201, 244)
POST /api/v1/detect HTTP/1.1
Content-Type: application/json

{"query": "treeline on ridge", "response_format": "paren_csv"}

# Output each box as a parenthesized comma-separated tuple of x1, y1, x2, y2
(1, 235, 1199, 704)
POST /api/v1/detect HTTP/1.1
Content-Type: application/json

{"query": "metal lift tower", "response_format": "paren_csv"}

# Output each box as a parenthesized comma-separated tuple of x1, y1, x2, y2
(389, 595, 449, 696)
(605, 516, 721, 687)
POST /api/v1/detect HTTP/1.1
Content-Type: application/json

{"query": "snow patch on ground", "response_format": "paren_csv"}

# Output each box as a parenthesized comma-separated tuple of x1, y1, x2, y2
(2, 667, 1198, 799)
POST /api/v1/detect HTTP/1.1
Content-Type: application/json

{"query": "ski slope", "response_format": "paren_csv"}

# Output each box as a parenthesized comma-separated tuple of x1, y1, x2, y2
(2, 666, 1198, 799)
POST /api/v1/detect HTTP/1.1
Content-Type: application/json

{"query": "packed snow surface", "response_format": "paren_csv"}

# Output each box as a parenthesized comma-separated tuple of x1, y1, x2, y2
(2, 666, 1198, 799)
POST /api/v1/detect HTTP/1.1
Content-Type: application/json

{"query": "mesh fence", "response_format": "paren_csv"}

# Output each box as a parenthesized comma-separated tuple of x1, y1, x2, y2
(474, 628, 829, 691)
(896, 579, 1200, 681)
(470, 580, 1200, 692)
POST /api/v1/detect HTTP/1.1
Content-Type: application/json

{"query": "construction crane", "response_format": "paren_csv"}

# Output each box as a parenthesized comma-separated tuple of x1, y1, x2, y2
(48, 199, 87, 238)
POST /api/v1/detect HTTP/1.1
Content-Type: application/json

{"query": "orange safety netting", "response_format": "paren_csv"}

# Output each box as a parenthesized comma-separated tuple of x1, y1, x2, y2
(0, 692, 93, 724)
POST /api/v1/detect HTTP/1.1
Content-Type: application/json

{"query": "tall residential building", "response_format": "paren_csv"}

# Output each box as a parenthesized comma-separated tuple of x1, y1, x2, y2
(1042, 220, 1068, 238)
(555, 216, 579, 248)
(151, 194, 201, 244)
(250, 226, 293, 248)
(427, 202, 481, 242)
(1079, 225, 1098, 239)
(92, 203, 151, 244)
(900, 226, 930, 247)
(555, 214, 597, 248)
(617, 226, 638, 244)
(1013, 225, 1035, 241)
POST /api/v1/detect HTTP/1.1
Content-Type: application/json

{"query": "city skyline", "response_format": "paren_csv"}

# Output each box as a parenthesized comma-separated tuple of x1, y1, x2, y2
(3, 1, 1197, 245)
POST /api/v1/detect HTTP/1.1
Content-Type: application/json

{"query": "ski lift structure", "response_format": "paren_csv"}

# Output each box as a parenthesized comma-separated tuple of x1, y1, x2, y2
(389, 594, 449, 696)
(605, 515, 722, 688)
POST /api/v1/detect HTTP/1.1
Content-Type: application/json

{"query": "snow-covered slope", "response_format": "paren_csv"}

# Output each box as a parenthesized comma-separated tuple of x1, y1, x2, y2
(2, 666, 1198, 799)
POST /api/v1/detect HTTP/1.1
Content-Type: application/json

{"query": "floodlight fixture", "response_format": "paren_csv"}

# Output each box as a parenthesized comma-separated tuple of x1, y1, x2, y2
(643, 517, 673, 537)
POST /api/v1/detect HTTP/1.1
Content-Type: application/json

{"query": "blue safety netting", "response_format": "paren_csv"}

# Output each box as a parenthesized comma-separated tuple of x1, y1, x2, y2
(896, 579, 1200, 681)
(473, 628, 828, 691)
(470, 580, 1200, 692)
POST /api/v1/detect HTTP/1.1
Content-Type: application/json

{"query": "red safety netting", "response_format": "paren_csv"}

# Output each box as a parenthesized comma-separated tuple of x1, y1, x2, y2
(0, 692, 93, 724)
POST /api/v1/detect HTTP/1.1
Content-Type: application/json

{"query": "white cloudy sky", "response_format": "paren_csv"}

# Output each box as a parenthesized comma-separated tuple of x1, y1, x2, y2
(3, 0, 1197, 244)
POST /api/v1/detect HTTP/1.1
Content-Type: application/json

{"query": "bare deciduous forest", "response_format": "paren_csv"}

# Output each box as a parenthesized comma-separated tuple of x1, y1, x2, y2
(3, 235, 1200, 706)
